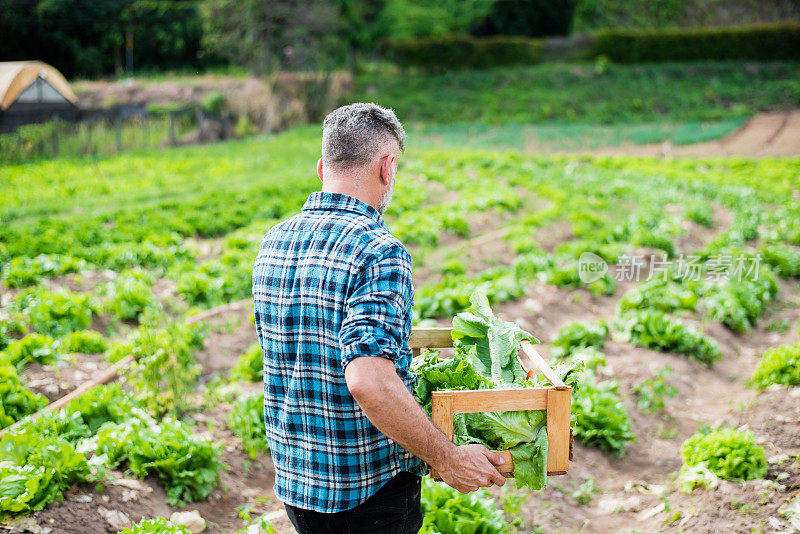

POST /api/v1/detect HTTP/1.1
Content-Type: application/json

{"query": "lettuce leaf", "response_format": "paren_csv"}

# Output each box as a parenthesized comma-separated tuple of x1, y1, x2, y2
(411, 349, 493, 412)
(509, 429, 548, 490)
(464, 410, 545, 450)
(452, 291, 539, 384)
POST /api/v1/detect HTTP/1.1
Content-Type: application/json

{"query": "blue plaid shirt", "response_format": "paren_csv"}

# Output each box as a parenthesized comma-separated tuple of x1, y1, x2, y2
(252, 191, 425, 513)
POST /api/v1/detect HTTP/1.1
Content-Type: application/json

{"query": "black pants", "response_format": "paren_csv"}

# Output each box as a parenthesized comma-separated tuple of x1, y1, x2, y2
(284, 471, 423, 534)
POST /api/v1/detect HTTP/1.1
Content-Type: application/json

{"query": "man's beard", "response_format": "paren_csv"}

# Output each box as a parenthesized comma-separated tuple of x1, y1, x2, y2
(378, 174, 395, 214)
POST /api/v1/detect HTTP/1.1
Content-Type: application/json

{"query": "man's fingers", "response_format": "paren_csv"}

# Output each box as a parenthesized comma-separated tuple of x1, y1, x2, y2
(483, 449, 505, 466)
(489, 469, 506, 487)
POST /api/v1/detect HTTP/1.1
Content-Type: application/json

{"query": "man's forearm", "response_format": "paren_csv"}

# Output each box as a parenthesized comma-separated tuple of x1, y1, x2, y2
(345, 356, 457, 468)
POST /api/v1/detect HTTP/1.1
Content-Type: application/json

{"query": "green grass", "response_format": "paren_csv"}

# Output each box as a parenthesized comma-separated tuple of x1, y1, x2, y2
(407, 118, 745, 152)
(352, 61, 800, 124)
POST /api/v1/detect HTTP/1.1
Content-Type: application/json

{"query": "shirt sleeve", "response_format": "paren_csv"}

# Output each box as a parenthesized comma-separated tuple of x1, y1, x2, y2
(339, 244, 413, 369)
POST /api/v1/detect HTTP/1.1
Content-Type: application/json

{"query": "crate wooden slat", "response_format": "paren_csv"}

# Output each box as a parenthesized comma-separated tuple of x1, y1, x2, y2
(410, 327, 573, 480)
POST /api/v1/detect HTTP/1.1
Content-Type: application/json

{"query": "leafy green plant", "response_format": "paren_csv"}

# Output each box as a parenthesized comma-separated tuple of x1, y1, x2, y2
(571, 478, 599, 505)
(685, 200, 714, 227)
(231, 343, 262, 382)
(174, 250, 253, 308)
(0, 425, 94, 515)
(2, 254, 86, 288)
(749, 341, 800, 389)
(701, 270, 778, 333)
(618, 278, 698, 314)
(614, 310, 721, 366)
(65, 383, 144, 434)
(14, 287, 97, 338)
(420, 477, 507, 534)
(0, 316, 27, 352)
(0, 363, 47, 430)
(1, 333, 58, 369)
(569, 347, 606, 371)
(680, 427, 767, 481)
(96, 417, 222, 507)
(227, 392, 268, 458)
(547, 260, 616, 296)
(631, 366, 678, 414)
(551, 320, 608, 359)
(122, 323, 205, 416)
(677, 462, 719, 494)
(760, 243, 800, 278)
(571, 371, 635, 457)
(102, 270, 161, 323)
(119, 517, 191, 534)
(59, 330, 107, 354)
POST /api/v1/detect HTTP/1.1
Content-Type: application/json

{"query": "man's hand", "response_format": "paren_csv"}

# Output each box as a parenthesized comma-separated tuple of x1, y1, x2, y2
(434, 444, 506, 493)
(345, 356, 506, 494)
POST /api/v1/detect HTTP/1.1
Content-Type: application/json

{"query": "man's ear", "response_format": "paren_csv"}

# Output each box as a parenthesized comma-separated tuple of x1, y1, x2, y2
(317, 157, 324, 182)
(379, 154, 396, 186)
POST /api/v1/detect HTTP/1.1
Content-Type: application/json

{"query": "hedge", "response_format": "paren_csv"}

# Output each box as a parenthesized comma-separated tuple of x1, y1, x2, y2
(591, 23, 800, 63)
(382, 35, 546, 71)
(383, 23, 800, 71)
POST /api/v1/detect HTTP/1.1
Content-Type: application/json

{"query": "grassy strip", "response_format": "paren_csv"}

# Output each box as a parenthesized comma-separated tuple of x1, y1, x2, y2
(352, 61, 800, 124)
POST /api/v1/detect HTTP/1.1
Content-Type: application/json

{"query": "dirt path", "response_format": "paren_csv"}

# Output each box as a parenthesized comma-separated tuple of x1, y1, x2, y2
(588, 111, 800, 158)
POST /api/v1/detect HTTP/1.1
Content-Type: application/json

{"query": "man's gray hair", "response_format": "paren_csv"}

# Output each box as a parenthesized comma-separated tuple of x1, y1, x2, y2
(322, 103, 405, 170)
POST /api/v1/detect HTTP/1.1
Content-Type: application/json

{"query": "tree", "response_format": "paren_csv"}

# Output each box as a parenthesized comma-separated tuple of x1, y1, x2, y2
(381, 0, 496, 39)
(201, 0, 344, 74)
(470, 0, 578, 37)
(0, 0, 208, 78)
(333, 0, 388, 72)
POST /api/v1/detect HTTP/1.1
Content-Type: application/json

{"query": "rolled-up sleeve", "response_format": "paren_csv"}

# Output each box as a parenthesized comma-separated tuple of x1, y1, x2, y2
(339, 245, 413, 369)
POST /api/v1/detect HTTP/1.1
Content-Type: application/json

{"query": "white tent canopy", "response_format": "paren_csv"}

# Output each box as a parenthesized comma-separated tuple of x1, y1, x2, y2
(0, 61, 78, 111)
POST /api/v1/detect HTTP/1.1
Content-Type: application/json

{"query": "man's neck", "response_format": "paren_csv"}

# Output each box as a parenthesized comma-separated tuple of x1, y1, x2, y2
(321, 178, 380, 213)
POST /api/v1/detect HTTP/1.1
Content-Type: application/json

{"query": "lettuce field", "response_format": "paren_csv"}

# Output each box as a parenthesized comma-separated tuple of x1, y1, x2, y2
(1, 125, 799, 533)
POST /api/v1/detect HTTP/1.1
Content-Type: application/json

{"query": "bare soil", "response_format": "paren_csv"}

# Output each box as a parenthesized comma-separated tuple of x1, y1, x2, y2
(587, 111, 800, 158)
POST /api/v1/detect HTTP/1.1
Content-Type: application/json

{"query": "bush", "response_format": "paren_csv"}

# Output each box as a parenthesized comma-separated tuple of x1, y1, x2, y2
(590, 23, 800, 63)
(384, 35, 545, 71)
(59, 330, 107, 354)
(231, 343, 262, 382)
(681, 427, 767, 481)
(749, 341, 800, 389)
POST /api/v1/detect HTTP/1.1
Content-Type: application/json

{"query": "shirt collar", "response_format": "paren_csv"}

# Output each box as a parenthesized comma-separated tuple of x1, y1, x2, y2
(302, 191, 382, 222)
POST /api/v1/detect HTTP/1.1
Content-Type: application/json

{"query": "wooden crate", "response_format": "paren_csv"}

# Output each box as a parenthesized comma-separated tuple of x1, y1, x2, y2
(409, 327, 573, 480)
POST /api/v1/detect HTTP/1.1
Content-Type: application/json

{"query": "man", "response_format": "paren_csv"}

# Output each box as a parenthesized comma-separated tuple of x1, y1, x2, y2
(252, 103, 506, 534)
